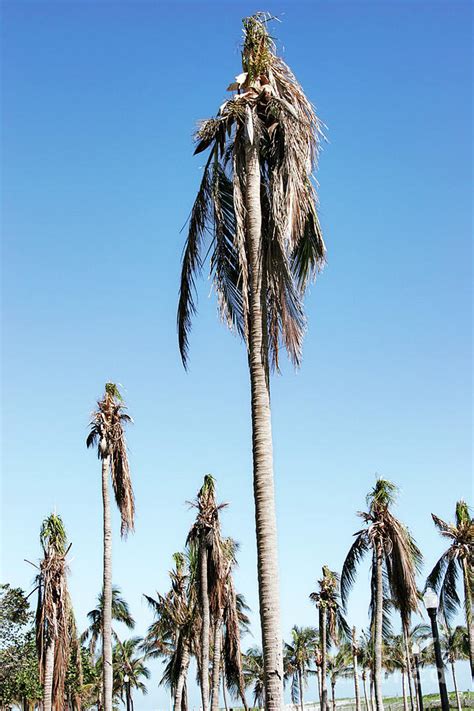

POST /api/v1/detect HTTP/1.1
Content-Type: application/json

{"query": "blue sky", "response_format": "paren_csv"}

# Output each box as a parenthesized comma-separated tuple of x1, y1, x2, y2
(1, 1, 472, 708)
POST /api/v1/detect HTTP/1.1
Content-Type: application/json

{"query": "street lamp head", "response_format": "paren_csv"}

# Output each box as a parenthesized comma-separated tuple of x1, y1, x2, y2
(124, 674, 130, 683)
(423, 587, 439, 610)
(412, 642, 420, 655)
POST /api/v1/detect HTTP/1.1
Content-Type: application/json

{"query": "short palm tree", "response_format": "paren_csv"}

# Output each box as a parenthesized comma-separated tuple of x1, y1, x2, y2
(87, 383, 135, 711)
(439, 625, 469, 711)
(243, 647, 265, 709)
(357, 631, 374, 711)
(35, 514, 74, 711)
(186, 475, 227, 711)
(310, 567, 349, 711)
(113, 637, 150, 711)
(81, 586, 135, 654)
(143, 552, 196, 711)
(341, 479, 422, 711)
(327, 645, 352, 711)
(283, 626, 318, 711)
(177, 15, 326, 709)
(426, 500, 473, 678)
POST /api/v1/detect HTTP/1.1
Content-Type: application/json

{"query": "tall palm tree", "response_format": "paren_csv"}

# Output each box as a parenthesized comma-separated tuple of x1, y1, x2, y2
(113, 637, 150, 711)
(341, 479, 422, 711)
(186, 475, 226, 711)
(283, 626, 318, 711)
(35, 514, 73, 711)
(177, 15, 326, 709)
(81, 587, 135, 654)
(439, 625, 469, 711)
(87, 383, 135, 711)
(426, 500, 473, 678)
(327, 645, 352, 711)
(310, 567, 349, 711)
(242, 647, 265, 709)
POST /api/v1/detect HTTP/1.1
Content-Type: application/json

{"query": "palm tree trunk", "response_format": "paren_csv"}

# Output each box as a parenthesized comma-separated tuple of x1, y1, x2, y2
(331, 680, 336, 711)
(102, 455, 113, 711)
(298, 666, 304, 711)
(222, 672, 229, 711)
(373, 542, 384, 711)
(402, 623, 415, 711)
(451, 661, 462, 711)
(362, 672, 370, 711)
(401, 671, 408, 711)
(210, 613, 223, 711)
(352, 627, 361, 711)
(43, 638, 55, 711)
(320, 607, 328, 711)
(316, 667, 321, 705)
(200, 544, 210, 711)
(245, 136, 283, 711)
(174, 641, 190, 711)
(462, 558, 474, 679)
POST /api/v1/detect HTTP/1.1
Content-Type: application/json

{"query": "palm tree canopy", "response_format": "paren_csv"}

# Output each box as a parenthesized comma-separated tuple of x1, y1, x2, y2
(310, 566, 349, 644)
(81, 586, 135, 654)
(327, 644, 353, 684)
(283, 626, 318, 704)
(178, 12, 326, 370)
(426, 500, 473, 622)
(113, 636, 150, 696)
(242, 647, 265, 708)
(341, 478, 422, 631)
(86, 382, 135, 536)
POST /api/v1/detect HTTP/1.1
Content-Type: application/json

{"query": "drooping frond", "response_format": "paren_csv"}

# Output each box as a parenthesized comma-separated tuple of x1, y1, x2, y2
(341, 532, 369, 608)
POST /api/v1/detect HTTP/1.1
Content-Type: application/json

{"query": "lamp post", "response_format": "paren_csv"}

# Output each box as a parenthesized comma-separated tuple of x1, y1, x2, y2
(423, 588, 450, 711)
(124, 674, 131, 711)
(412, 642, 423, 711)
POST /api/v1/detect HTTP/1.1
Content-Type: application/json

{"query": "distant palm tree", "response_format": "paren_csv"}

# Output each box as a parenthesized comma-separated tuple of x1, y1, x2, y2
(81, 586, 135, 654)
(310, 567, 349, 711)
(327, 645, 352, 711)
(426, 500, 473, 678)
(143, 552, 196, 711)
(284, 626, 318, 711)
(113, 637, 150, 711)
(87, 383, 135, 711)
(35, 514, 75, 711)
(439, 625, 469, 711)
(351, 627, 361, 711)
(177, 15, 326, 708)
(242, 647, 265, 709)
(384, 635, 410, 711)
(187, 475, 227, 711)
(341, 479, 422, 711)
(357, 631, 374, 711)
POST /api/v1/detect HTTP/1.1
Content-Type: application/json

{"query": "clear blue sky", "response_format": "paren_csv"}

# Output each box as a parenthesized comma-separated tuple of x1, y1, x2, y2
(2, 1, 472, 708)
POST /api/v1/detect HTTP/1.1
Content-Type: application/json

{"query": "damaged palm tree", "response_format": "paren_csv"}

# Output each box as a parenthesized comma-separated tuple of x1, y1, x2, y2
(87, 383, 135, 711)
(36, 513, 79, 711)
(178, 15, 326, 709)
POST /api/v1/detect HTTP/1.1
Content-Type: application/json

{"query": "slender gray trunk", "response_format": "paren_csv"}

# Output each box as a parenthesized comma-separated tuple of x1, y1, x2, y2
(352, 627, 361, 711)
(370, 673, 375, 711)
(331, 680, 336, 711)
(401, 671, 408, 711)
(222, 672, 229, 711)
(316, 667, 321, 705)
(320, 607, 328, 711)
(102, 455, 113, 711)
(373, 542, 384, 711)
(173, 641, 190, 711)
(362, 673, 370, 711)
(451, 661, 462, 711)
(402, 623, 415, 711)
(462, 558, 474, 679)
(43, 639, 55, 711)
(298, 666, 304, 711)
(245, 136, 283, 711)
(200, 545, 210, 711)
(210, 614, 223, 711)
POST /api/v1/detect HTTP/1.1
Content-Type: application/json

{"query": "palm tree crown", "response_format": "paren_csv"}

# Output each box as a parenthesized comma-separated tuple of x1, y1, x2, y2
(178, 12, 325, 370)
(81, 586, 135, 654)
(86, 382, 135, 536)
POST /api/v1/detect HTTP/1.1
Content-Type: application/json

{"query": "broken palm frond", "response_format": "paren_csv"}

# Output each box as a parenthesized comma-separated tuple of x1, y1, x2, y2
(178, 13, 326, 371)
(87, 383, 135, 536)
